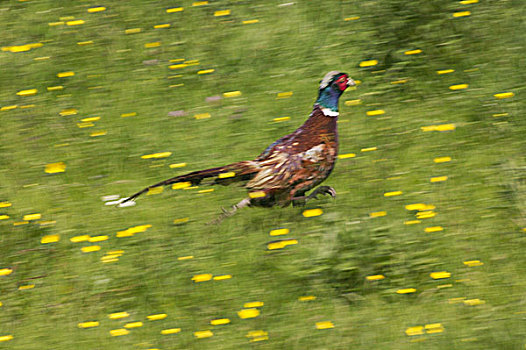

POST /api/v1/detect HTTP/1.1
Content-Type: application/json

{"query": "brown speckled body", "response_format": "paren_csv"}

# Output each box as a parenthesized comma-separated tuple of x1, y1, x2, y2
(246, 105, 338, 207)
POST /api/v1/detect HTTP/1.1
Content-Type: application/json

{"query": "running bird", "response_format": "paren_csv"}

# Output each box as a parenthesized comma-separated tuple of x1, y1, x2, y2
(119, 71, 355, 221)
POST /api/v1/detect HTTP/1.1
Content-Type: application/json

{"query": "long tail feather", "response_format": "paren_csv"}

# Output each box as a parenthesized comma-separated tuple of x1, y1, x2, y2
(119, 161, 257, 205)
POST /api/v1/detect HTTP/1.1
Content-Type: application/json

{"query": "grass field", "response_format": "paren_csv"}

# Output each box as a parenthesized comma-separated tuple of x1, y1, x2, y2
(0, 1, 524, 349)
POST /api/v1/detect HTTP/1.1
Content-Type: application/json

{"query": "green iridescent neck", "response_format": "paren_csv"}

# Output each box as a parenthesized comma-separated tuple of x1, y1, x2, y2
(315, 86, 342, 112)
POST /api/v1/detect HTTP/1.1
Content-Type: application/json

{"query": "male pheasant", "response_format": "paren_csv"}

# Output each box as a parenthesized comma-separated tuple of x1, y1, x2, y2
(119, 71, 355, 221)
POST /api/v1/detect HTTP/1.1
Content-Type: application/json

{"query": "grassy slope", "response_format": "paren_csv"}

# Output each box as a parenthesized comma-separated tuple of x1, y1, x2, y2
(0, 0, 524, 349)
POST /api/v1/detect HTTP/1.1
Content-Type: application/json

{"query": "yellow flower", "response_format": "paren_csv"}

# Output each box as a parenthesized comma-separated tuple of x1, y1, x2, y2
(170, 163, 187, 168)
(88, 235, 108, 243)
(210, 318, 230, 325)
(18, 284, 35, 290)
(359, 60, 378, 67)
(223, 91, 241, 98)
(237, 308, 260, 319)
(366, 274, 385, 281)
(425, 323, 444, 334)
(247, 330, 268, 338)
(67, 20, 85, 26)
(192, 274, 213, 282)
(177, 255, 193, 260)
(384, 191, 402, 197)
(405, 326, 424, 336)
(0, 268, 13, 276)
(366, 110, 385, 116)
(23, 213, 41, 221)
(494, 92, 514, 99)
(405, 203, 435, 211)
(161, 328, 181, 334)
(416, 211, 436, 219)
(41, 234, 60, 244)
(453, 11, 471, 17)
(81, 245, 101, 253)
(147, 313, 167, 321)
(434, 156, 451, 163)
(430, 271, 451, 280)
(173, 218, 189, 225)
(434, 124, 456, 131)
(16, 89, 37, 96)
(449, 83, 468, 90)
(213, 274, 231, 280)
(124, 322, 143, 328)
(396, 288, 416, 294)
(277, 91, 293, 99)
(166, 7, 184, 13)
(404, 220, 421, 225)
(147, 187, 164, 195)
(338, 153, 356, 159)
(172, 182, 191, 190)
(194, 113, 211, 119)
(145, 42, 161, 48)
(425, 226, 443, 233)
(168, 63, 188, 69)
(70, 235, 90, 243)
(194, 330, 213, 338)
(141, 152, 172, 159)
(218, 172, 235, 179)
(430, 176, 448, 183)
(270, 228, 289, 236)
(0, 335, 13, 342)
(125, 28, 141, 34)
(248, 191, 266, 198)
(110, 329, 129, 337)
(214, 9, 231, 16)
(88, 6, 106, 13)
(45, 162, 66, 174)
(344, 99, 361, 106)
(302, 208, 323, 217)
(109, 312, 129, 319)
(57, 71, 74, 78)
(78, 321, 99, 328)
(315, 321, 334, 329)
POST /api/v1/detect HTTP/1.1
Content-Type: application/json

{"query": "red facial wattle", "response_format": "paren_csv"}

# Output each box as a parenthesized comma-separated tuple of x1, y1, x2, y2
(335, 75, 349, 91)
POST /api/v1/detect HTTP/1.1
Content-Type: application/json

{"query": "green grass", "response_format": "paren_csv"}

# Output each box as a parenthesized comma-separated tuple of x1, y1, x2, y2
(0, 1, 524, 349)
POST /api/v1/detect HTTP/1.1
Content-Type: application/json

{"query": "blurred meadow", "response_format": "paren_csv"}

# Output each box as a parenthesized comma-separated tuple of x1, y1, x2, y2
(0, 0, 525, 349)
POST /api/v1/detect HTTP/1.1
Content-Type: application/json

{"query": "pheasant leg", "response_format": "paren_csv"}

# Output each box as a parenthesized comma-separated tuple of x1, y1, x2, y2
(209, 198, 251, 225)
(291, 186, 336, 206)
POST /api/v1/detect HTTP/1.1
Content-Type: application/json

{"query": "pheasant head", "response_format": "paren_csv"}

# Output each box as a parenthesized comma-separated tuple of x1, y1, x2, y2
(316, 71, 355, 116)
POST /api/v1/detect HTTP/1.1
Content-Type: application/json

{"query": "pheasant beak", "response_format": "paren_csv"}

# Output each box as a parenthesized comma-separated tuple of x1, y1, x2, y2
(347, 78, 356, 87)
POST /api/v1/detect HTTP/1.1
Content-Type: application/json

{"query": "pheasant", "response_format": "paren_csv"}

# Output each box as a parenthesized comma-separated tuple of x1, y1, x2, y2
(119, 71, 355, 221)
